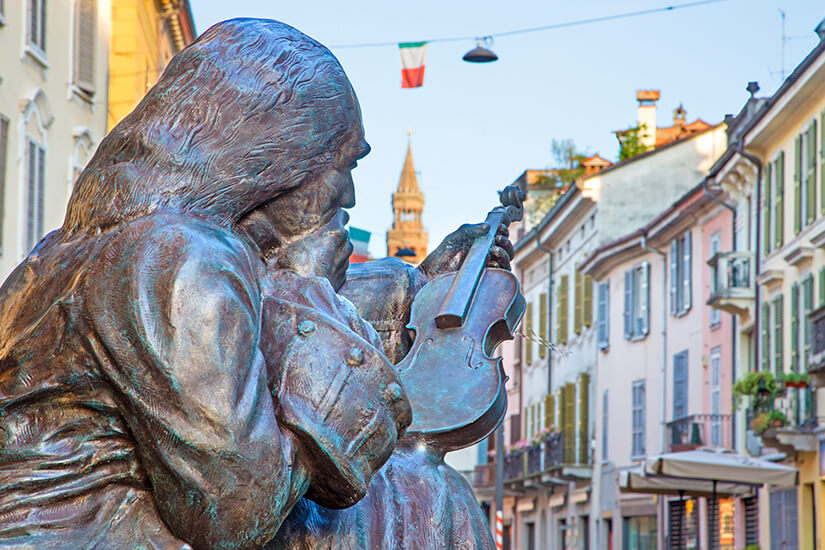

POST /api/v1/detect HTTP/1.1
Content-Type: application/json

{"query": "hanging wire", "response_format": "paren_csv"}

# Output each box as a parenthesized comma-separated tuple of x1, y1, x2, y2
(329, 0, 726, 49)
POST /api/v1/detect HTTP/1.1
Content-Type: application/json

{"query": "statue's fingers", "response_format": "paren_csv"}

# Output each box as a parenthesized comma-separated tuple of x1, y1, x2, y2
(487, 246, 511, 270)
(496, 223, 509, 239)
(495, 234, 515, 260)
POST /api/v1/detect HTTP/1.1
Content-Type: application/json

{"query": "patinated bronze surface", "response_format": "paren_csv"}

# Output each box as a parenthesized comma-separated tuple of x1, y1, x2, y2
(0, 18, 519, 550)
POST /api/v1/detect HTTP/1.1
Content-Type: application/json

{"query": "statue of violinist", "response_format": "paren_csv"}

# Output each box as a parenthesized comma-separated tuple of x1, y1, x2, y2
(0, 19, 523, 550)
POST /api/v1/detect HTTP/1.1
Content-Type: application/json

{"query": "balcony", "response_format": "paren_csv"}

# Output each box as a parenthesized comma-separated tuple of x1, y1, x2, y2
(807, 304, 825, 387)
(707, 252, 754, 318)
(756, 395, 818, 455)
(666, 414, 733, 453)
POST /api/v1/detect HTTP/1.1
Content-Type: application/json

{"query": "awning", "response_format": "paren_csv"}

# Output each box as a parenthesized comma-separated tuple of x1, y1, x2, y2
(645, 447, 798, 487)
(619, 468, 753, 498)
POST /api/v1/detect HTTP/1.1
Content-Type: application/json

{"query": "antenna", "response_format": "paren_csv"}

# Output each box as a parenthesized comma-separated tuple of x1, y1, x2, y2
(779, 9, 787, 81)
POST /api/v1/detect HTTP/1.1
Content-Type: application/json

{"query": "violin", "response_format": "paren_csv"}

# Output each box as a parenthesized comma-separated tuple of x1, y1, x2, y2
(396, 185, 526, 452)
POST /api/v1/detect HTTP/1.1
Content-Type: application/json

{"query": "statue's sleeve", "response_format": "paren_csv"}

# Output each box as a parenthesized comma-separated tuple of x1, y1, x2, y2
(341, 258, 429, 363)
(82, 221, 309, 549)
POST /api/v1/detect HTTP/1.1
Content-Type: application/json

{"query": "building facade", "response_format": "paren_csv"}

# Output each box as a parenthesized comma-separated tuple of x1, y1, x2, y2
(108, 0, 195, 129)
(0, 0, 110, 281)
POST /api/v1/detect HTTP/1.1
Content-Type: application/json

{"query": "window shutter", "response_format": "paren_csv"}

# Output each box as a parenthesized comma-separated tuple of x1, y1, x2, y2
(597, 281, 609, 349)
(761, 301, 770, 371)
(774, 295, 784, 376)
(564, 385, 573, 462)
(804, 275, 813, 366)
(559, 275, 569, 344)
(683, 232, 692, 311)
(36, 145, 44, 244)
(794, 135, 802, 233)
(39, 0, 46, 51)
(820, 109, 825, 215)
(574, 270, 583, 335)
(673, 352, 687, 420)
(624, 270, 633, 339)
(26, 140, 37, 253)
(763, 163, 772, 256)
(523, 407, 529, 442)
(639, 382, 646, 455)
(538, 293, 547, 359)
(0, 116, 7, 252)
(525, 302, 533, 365)
(807, 121, 817, 223)
(601, 390, 608, 461)
(791, 283, 799, 372)
(28, 0, 37, 47)
(74, 0, 96, 94)
(578, 373, 590, 465)
(670, 240, 678, 314)
(776, 153, 785, 248)
(583, 274, 593, 327)
(544, 393, 555, 430)
(641, 262, 650, 336)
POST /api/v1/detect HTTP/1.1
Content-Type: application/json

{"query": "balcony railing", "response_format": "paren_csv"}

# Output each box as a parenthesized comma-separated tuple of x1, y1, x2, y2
(473, 463, 495, 488)
(471, 432, 577, 491)
(666, 414, 733, 453)
(707, 252, 754, 317)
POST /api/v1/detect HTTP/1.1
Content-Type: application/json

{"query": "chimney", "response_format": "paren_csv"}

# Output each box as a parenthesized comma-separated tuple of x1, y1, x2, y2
(636, 90, 659, 149)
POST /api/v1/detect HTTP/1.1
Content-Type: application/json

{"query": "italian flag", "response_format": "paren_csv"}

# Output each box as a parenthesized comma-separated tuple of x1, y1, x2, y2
(399, 42, 427, 88)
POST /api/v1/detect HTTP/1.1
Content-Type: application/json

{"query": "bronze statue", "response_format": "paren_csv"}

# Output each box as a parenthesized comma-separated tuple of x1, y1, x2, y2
(0, 19, 522, 550)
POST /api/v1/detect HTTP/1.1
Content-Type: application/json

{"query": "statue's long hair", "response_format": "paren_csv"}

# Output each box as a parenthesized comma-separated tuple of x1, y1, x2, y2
(64, 18, 357, 233)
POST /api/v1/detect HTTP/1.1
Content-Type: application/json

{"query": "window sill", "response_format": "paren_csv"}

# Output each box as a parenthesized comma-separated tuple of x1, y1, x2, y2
(673, 307, 691, 318)
(710, 321, 722, 331)
(631, 453, 646, 461)
(23, 45, 49, 69)
(628, 334, 648, 343)
(69, 85, 95, 106)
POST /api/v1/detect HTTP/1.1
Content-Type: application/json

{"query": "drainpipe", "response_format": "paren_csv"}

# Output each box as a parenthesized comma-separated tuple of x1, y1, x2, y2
(536, 239, 554, 395)
(703, 180, 739, 450)
(640, 233, 667, 454)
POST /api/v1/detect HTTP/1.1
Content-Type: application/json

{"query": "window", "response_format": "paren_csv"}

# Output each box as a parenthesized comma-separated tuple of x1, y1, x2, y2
(601, 390, 608, 461)
(597, 281, 609, 349)
(710, 346, 722, 446)
(557, 275, 569, 345)
(632, 380, 646, 457)
(820, 109, 825, 216)
(0, 115, 8, 254)
(794, 121, 818, 233)
(709, 231, 721, 327)
(25, 139, 46, 254)
(28, 0, 47, 53)
(670, 231, 692, 315)
(673, 351, 688, 420)
(764, 152, 786, 254)
(623, 262, 650, 340)
(574, 270, 593, 335)
(73, 0, 96, 95)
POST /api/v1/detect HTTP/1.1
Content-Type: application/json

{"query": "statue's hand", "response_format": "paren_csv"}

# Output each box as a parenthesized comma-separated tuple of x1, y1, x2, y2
(418, 222, 514, 278)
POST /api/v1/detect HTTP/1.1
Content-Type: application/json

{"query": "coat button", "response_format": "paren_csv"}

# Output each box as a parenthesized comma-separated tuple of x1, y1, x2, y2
(297, 320, 316, 337)
(346, 347, 365, 366)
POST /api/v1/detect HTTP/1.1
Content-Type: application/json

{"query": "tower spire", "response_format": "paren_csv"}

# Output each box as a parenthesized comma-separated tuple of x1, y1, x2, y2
(387, 137, 428, 264)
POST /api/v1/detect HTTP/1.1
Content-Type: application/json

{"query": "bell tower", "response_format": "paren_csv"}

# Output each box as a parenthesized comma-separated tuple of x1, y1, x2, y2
(387, 138, 427, 264)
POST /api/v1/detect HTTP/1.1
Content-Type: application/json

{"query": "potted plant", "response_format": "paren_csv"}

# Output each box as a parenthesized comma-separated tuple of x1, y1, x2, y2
(782, 372, 810, 389)
(733, 371, 778, 411)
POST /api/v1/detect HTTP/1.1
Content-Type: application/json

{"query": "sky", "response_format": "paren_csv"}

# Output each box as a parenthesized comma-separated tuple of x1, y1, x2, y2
(191, 0, 824, 259)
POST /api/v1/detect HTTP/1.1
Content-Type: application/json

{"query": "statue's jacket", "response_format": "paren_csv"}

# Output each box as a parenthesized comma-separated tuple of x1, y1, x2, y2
(0, 213, 492, 550)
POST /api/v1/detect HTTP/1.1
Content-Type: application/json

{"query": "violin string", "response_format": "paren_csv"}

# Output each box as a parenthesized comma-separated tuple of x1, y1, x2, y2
(518, 328, 569, 356)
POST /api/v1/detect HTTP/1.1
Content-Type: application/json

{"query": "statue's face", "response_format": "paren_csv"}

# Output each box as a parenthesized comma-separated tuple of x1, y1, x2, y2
(239, 92, 370, 290)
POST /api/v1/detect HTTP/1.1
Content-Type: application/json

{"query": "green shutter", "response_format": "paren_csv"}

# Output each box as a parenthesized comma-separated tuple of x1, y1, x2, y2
(805, 275, 813, 369)
(807, 121, 817, 223)
(574, 271, 583, 335)
(544, 393, 555, 430)
(525, 302, 533, 365)
(820, 109, 825, 215)
(564, 383, 576, 463)
(578, 373, 590, 465)
(539, 293, 547, 359)
(794, 135, 802, 233)
(774, 294, 784, 376)
(583, 274, 593, 327)
(764, 163, 772, 256)
(791, 283, 799, 372)
(761, 301, 770, 371)
(559, 275, 569, 344)
(776, 153, 785, 247)
(523, 406, 529, 442)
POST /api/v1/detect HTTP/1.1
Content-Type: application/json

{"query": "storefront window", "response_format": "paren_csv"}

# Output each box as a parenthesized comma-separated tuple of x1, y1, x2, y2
(623, 515, 657, 550)
(718, 498, 735, 550)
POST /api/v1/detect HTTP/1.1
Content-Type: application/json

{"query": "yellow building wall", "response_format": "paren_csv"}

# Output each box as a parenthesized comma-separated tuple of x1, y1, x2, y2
(108, 0, 176, 130)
